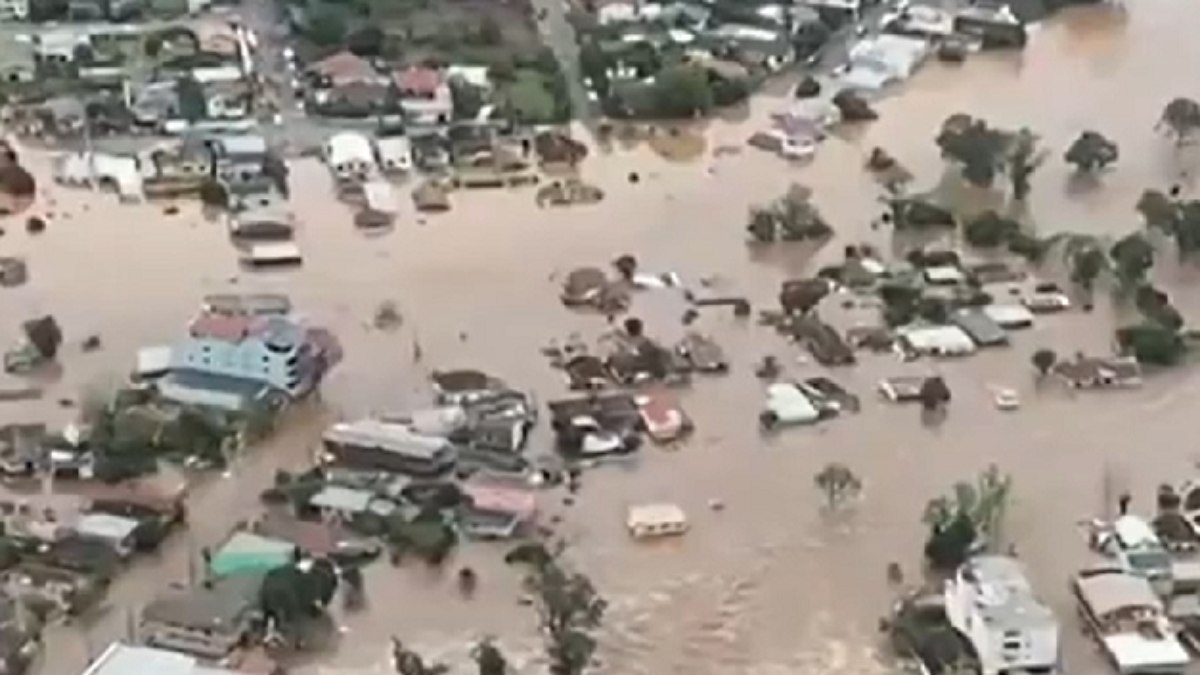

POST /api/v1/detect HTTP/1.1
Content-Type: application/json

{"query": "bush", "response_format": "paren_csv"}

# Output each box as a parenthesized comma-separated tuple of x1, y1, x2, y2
(964, 211, 1020, 248)
(199, 179, 228, 209)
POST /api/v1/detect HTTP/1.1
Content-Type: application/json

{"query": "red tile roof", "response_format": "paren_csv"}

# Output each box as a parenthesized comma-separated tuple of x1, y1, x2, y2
(395, 66, 443, 96)
(189, 313, 253, 341)
(309, 50, 378, 86)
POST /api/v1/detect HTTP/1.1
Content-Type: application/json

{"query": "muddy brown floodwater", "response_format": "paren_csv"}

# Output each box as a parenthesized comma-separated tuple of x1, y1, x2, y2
(7, 2, 1200, 673)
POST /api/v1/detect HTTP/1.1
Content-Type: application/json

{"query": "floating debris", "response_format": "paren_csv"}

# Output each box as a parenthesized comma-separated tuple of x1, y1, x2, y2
(0, 257, 27, 287)
(373, 301, 403, 331)
(25, 216, 45, 234)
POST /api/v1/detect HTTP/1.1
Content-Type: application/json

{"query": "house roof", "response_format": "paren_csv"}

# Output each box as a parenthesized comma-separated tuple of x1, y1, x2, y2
(0, 39, 35, 73)
(209, 532, 295, 578)
(1076, 569, 1161, 618)
(210, 135, 267, 158)
(395, 66, 443, 96)
(308, 50, 378, 85)
(462, 482, 536, 518)
(309, 485, 374, 513)
(961, 555, 1056, 629)
(189, 313, 253, 341)
(81, 642, 246, 675)
(75, 513, 140, 541)
(141, 573, 263, 632)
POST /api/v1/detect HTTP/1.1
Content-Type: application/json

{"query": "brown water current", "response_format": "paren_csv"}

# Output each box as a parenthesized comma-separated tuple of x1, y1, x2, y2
(7, 3, 1200, 672)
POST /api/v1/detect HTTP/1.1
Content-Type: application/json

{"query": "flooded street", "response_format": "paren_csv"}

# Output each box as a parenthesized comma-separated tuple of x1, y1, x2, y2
(6, 1, 1200, 672)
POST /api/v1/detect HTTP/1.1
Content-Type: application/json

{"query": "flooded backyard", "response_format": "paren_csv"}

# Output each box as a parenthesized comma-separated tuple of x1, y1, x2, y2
(7, 1, 1200, 672)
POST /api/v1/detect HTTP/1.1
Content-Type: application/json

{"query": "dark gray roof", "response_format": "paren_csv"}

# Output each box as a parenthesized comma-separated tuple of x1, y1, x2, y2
(141, 574, 263, 632)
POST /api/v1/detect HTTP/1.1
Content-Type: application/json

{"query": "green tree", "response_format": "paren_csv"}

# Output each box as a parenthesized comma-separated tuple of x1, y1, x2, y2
(1109, 232, 1155, 288)
(1064, 237, 1108, 292)
(1116, 323, 1185, 365)
(1065, 130, 1119, 172)
(260, 558, 338, 645)
(578, 43, 610, 97)
(879, 282, 922, 327)
(1007, 231, 1049, 264)
(519, 555, 606, 675)
(305, 7, 348, 47)
(964, 210, 1020, 248)
(1134, 285, 1184, 331)
(922, 466, 1011, 571)
(1137, 189, 1178, 230)
(1032, 348, 1057, 376)
(935, 113, 1011, 188)
(919, 376, 951, 411)
(451, 81, 485, 120)
(477, 16, 503, 46)
(747, 206, 775, 243)
(813, 463, 862, 509)
(1158, 97, 1200, 146)
(175, 75, 207, 123)
(473, 639, 508, 675)
(1007, 128, 1045, 201)
(650, 65, 712, 119)
(144, 34, 163, 59)
(199, 179, 228, 209)
(346, 26, 385, 56)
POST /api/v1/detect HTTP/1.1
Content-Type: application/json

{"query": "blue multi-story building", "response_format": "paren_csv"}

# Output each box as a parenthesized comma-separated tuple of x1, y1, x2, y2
(156, 301, 341, 413)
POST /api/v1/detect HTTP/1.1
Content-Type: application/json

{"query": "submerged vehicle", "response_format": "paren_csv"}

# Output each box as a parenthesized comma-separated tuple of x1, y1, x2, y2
(1072, 565, 1189, 675)
(760, 383, 820, 430)
(882, 589, 980, 675)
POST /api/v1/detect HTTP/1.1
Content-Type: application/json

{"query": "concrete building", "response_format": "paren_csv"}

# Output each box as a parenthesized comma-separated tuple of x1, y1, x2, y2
(172, 312, 325, 396)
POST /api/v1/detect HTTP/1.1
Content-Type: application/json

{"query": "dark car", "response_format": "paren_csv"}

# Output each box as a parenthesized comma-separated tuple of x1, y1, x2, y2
(882, 590, 981, 675)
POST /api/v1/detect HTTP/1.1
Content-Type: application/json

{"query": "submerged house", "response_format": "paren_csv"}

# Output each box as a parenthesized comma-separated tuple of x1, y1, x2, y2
(160, 310, 341, 412)
(139, 574, 263, 660)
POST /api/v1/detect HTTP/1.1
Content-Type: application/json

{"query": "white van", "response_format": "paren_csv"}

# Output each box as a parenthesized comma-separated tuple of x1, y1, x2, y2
(626, 503, 688, 539)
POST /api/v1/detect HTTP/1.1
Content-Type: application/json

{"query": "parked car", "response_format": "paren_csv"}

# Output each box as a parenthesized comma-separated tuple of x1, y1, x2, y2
(882, 589, 980, 675)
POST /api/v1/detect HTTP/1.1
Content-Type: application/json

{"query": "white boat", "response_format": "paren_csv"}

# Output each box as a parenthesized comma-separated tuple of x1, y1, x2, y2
(993, 388, 1019, 410)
